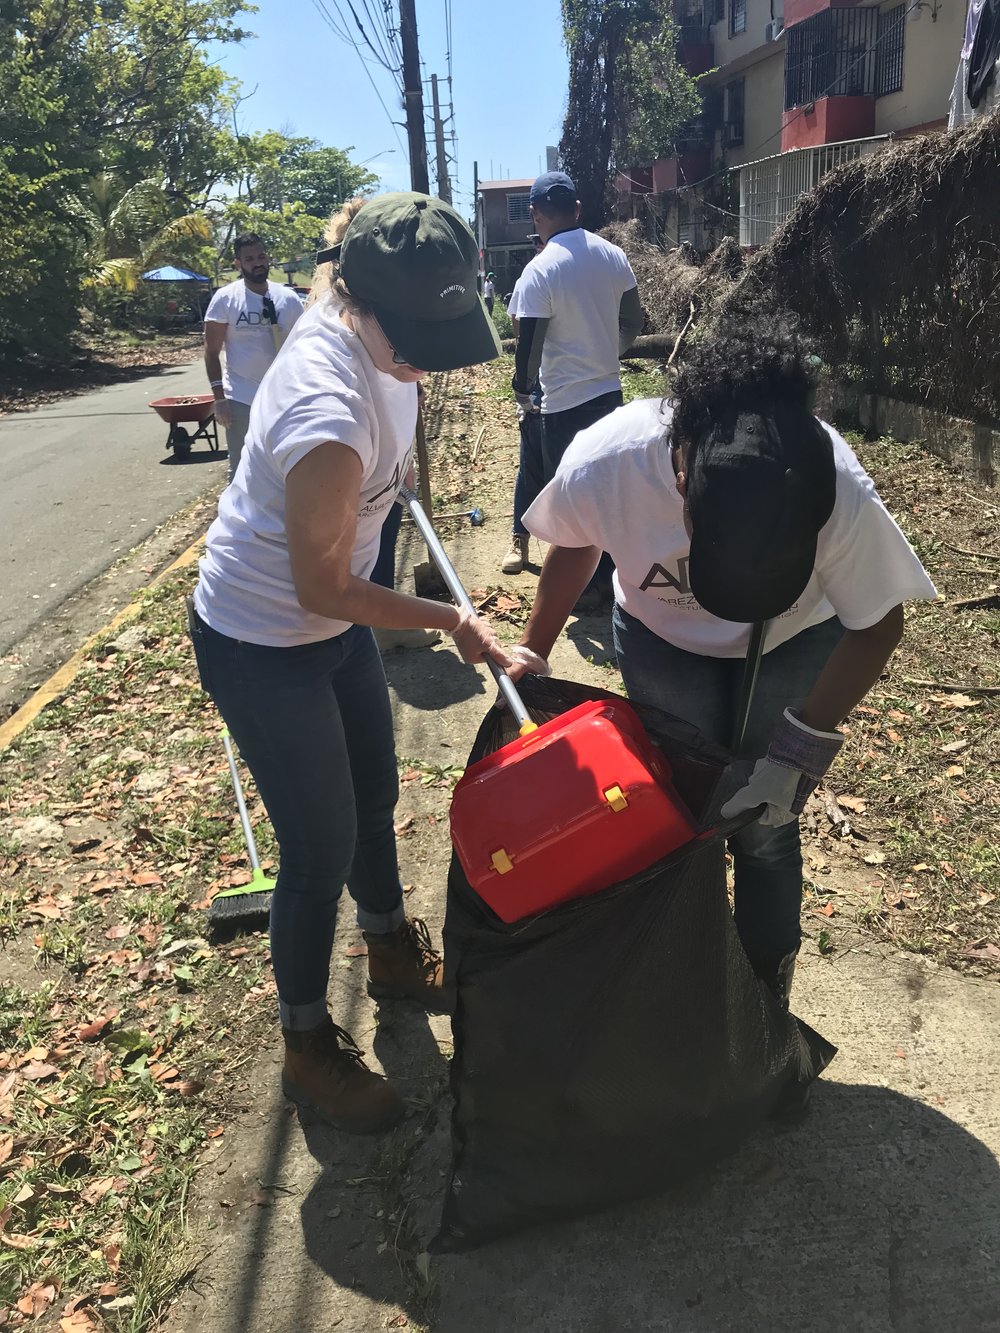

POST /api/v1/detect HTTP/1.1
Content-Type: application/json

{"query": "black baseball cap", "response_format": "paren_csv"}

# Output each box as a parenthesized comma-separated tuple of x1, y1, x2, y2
(529, 171, 577, 206)
(686, 405, 836, 623)
(337, 193, 501, 372)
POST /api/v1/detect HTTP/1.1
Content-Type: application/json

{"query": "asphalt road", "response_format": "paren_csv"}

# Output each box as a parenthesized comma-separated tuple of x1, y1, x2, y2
(0, 360, 225, 655)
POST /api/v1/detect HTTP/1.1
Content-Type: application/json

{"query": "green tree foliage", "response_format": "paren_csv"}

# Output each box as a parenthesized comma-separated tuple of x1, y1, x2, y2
(0, 0, 378, 361)
(71, 174, 212, 293)
(248, 135, 380, 219)
(559, 0, 701, 228)
(220, 200, 328, 275)
(0, 2, 98, 353)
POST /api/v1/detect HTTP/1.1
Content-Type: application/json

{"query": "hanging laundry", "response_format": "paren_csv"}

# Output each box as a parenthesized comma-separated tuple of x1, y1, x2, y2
(968, 0, 1000, 106)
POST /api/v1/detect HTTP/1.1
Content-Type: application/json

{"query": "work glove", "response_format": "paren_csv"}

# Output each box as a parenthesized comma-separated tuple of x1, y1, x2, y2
(450, 606, 513, 668)
(213, 399, 233, 429)
(720, 708, 844, 827)
(513, 390, 538, 422)
(494, 646, 551, 708)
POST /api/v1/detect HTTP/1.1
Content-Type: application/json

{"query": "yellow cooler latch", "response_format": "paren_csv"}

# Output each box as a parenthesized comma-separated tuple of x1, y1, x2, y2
(491, 849, 514, 875)
(603, 785, 629, 813)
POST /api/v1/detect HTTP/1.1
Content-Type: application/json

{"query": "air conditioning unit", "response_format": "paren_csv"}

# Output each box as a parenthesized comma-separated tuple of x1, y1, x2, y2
(764, 18, 784, 40)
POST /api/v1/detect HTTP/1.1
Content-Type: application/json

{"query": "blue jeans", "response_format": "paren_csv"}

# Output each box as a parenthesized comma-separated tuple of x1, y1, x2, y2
(540, 390, 623, 590)
(612, 606, 845, 969)
(371, 500, 403, 590)
(513, 409, 544, 538)
(539, 389, 624, 486)
(190, 612, 405, 1029)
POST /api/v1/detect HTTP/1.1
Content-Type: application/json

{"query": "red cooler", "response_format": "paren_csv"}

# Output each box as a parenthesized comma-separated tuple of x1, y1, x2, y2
(450, 699, 699, 923)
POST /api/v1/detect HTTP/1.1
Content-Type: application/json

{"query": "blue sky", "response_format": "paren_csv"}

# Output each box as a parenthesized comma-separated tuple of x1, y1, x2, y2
(208, 0, 569, 213)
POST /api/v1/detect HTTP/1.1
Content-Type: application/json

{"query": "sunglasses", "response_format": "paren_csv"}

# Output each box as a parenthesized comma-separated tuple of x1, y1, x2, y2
(262, 296, 277, 325)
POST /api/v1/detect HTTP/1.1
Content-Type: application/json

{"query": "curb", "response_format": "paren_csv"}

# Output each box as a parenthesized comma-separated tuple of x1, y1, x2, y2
(0, 537, 205, 754)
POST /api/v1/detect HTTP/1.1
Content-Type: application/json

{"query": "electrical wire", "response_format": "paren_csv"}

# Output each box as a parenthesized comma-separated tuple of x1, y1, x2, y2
(309, 0, 407, 153)
(355, 0, 401, 73)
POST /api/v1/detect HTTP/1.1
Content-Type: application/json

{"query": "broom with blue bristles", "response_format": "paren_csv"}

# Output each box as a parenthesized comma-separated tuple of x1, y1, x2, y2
(207, 728, 275, 928)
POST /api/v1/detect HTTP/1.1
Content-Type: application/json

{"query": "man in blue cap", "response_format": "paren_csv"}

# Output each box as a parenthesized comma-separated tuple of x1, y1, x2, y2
(510, 171, 644, 606)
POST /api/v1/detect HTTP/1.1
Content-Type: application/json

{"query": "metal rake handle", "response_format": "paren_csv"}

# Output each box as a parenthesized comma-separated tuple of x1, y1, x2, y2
(400, 486, 534, 731)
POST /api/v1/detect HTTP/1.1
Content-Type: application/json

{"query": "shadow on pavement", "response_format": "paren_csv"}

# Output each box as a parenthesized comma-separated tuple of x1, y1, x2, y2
(566, 610, 617, 670)
(382, 643, 490, 710)
(158, 450, 225, 467)
(285, 1079, 1000, 1332)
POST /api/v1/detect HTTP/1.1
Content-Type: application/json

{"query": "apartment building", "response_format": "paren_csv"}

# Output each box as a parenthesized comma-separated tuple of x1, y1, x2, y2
(474, 178, 537, 297)
(617, 0, 967, 247)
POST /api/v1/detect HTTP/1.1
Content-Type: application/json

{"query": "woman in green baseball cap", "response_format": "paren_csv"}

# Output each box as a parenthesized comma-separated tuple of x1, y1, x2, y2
(189, 194, 505, 1136)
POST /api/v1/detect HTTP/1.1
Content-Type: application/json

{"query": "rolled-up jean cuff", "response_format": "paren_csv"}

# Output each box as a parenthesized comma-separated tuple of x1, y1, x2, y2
(357, 901, 405, 934)
(278, 997, 330, 1031)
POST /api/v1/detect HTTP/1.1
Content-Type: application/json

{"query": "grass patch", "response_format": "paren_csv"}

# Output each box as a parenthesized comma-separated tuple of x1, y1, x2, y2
(621, 360, 666, 403)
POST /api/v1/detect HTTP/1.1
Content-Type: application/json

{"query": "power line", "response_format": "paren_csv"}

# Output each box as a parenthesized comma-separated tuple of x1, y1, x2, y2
(309, 0, 406, 153)
(348, 0, 401, 74)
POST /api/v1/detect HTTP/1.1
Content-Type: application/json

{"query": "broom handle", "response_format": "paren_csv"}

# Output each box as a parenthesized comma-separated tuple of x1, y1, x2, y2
(222, 728, 262, 872)
(400, 486, 533, 731)
(732, 620, 768, 754)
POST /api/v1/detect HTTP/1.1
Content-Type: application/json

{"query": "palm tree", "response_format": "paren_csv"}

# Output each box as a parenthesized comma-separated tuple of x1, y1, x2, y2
(71, 173, 211, 293)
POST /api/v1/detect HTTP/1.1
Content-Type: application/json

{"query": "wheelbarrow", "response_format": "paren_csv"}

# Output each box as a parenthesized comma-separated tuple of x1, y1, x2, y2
(148, 394, 220, 460)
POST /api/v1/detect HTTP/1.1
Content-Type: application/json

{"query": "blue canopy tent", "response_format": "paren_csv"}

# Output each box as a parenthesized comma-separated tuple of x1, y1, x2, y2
(141, 265, 210, 282)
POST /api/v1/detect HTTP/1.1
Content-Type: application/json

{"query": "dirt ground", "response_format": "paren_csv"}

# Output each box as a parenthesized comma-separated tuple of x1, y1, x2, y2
(0, 355, 997, 1331)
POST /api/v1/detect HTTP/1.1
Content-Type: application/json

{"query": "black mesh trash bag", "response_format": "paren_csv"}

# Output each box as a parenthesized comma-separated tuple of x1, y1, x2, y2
(433, 675, 836, 1253)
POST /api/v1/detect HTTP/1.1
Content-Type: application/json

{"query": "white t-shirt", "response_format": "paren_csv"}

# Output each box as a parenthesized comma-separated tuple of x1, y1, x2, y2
(506, 266, 533, 320)
(204, 280, 304, 405)
(483, 278, 495, 298)
(524, 397, 937, 658)
(514, 228, 638, 414)
(194, 301, 417, 646)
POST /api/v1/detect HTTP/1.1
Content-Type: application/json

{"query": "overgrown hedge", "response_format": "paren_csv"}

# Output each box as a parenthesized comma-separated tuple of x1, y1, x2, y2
(608, 112, 1000, 424)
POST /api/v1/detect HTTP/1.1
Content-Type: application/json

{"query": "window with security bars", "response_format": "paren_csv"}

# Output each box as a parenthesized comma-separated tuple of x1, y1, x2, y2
(877, 5, 906, 95)
(507, 193, 530, 223)
(784, 6, 905, 108)
(729, 0, 746, 37)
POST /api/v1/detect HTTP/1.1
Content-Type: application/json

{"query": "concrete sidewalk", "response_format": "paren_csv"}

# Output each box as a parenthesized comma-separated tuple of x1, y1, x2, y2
(0, 360, 221, 656)
(166, 523, 1000, 1333)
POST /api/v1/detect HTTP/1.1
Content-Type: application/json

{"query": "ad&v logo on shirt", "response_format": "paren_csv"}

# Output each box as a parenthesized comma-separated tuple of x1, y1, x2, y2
(236, 311, 277, 327)
(359, 448, 414, 519)
(639, 558, 700, 611)
(639, 557, 799, 618)
(640, 558, 692, 595)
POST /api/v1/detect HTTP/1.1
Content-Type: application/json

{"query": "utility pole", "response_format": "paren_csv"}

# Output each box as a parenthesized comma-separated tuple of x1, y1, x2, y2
(399, 0, 430, 194)
(472, 159, 483, 291)
(430, 74, 452, 204)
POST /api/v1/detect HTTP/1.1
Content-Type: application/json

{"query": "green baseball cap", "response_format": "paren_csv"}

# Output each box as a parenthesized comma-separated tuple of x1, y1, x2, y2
(339, 192, 501, 372)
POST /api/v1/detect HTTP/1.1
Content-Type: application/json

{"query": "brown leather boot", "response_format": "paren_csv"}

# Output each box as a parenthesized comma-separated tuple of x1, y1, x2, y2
(364, 916, 449, 1012)
(282, 1018, 404, 1134)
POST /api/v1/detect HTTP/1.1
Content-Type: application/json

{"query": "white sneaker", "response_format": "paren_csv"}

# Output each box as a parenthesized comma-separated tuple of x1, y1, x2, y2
(373, 627, 442, 653)
(501, 535, 528, 575)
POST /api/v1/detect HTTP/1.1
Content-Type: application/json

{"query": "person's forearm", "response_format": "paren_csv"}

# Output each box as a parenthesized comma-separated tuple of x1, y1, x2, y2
(514, 318, 548, 393)
(297, 570, 462, 633)
(797, 606, 905, 733)
(519, 544, 601, 659)
(205, 350, 225, 399)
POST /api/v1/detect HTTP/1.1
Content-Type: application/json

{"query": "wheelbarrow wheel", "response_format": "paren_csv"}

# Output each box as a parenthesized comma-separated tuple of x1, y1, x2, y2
(169, 426, 193, 459)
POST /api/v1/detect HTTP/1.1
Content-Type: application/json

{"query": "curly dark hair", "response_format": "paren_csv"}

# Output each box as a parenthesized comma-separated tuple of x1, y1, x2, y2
(671, 311, 819, 452)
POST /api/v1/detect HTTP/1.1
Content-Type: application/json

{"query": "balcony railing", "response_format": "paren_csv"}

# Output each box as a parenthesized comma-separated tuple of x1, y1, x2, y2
(784, 5, 906, 109)
(737, 135, 889, 246)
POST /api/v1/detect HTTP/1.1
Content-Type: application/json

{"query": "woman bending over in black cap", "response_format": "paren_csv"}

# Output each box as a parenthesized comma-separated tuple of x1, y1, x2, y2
(510, 315, 936, 1003)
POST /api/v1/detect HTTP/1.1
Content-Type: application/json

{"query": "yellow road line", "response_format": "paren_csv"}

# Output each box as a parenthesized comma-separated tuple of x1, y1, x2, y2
(0, 538, 205, 753)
